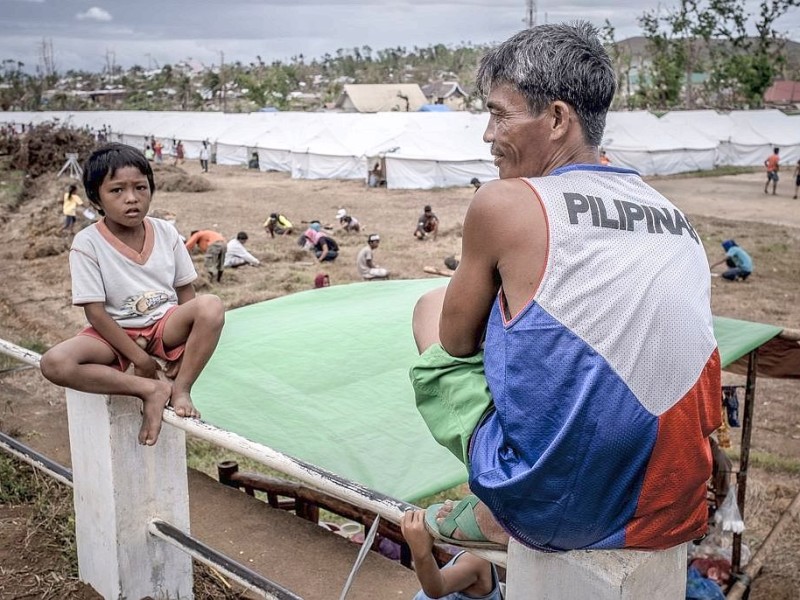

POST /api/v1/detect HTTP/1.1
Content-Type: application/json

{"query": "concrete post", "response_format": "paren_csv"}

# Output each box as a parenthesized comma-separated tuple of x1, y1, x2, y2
(504, 539, 687, 600)
(66, 391, 193, 599)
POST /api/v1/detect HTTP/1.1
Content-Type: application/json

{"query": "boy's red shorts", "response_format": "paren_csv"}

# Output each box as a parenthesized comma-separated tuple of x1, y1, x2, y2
(77, 306, 185, 372)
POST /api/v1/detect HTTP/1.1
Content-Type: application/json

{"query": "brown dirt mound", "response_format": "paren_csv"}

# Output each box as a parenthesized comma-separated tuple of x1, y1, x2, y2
(156, 173, 214, 193)
(2, 122, 97, 179)
(152, 162, 213, 193)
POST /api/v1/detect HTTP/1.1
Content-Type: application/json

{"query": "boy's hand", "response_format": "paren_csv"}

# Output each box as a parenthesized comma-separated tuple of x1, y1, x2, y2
(134, 355, 162, 380)
(401, 509, 434, 557)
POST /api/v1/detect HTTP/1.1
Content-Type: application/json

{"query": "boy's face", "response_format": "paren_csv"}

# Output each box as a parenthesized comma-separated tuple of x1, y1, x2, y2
(97, 166, 152, 231)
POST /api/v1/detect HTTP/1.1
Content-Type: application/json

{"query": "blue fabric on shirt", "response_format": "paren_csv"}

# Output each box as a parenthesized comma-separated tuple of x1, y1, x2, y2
(726, 246, 753, 272)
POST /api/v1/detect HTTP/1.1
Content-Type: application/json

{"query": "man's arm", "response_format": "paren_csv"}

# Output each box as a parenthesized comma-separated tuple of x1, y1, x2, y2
(439, 190, 502, 357)
(185, 231, 200, 251)
(440, 179, 543, 357)
(317, 241, 329, 263)
(83, 303, 160, 379)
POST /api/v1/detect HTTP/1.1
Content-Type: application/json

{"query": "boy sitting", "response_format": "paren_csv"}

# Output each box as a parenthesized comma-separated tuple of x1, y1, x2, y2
(40, 143, 225, 446)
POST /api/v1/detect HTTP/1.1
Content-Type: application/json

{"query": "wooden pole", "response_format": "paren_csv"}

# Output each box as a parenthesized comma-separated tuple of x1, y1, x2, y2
(732, 349, 758, 574)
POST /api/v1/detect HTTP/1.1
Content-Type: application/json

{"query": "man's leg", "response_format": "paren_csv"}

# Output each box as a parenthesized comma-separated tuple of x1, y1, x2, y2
(722, 268, 739, 281)
(40, 336, 173, 446)
(160, 295, 225, 418)
(412, 288, 509, 546)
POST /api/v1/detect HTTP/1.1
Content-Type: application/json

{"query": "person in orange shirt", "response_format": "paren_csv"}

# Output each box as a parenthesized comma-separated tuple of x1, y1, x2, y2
(764, 147, 780, 195)
(599, 149, 611, 166)
(185, 229, 226, 282)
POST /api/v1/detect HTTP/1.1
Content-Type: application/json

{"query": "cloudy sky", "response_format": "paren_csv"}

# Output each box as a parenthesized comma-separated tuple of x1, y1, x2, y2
(1, 0, 799, 73)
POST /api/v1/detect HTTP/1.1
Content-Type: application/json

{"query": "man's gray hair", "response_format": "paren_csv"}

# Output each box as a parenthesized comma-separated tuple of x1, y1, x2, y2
(477, 21, 615, 147)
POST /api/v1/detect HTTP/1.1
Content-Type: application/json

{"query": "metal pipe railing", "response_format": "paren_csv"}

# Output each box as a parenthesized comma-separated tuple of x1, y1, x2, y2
(0, 338, 507, 567)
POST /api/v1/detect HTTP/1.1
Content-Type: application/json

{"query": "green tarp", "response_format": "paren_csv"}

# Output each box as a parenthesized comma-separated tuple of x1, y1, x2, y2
(195, 279, 461, 502)
(195, 280, 786, 502)
(713, 316, 782, 368)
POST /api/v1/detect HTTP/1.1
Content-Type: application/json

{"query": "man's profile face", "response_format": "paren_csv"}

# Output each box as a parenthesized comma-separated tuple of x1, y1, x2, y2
(483, 82, 551, 179)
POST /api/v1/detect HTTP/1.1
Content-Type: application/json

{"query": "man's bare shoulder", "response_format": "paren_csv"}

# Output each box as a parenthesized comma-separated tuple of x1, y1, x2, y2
(467, 177, 542, 224)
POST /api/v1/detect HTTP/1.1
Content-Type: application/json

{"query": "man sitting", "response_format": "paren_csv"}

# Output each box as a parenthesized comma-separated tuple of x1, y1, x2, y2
(224, 231, 260, 268)
(414, 205, 439, 241)
(356, 234, 389, 280)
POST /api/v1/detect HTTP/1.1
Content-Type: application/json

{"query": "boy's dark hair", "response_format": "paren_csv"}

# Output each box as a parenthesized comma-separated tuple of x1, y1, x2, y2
(83, 143, 155, 213)
(237, 231, 248, 241)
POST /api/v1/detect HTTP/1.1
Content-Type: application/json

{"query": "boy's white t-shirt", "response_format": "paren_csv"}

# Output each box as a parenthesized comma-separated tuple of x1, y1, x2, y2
(70, 216, 197, 329)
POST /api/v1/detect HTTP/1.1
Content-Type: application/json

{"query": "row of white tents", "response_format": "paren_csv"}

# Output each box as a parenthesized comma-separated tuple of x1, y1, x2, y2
(1, 109, 798, 189)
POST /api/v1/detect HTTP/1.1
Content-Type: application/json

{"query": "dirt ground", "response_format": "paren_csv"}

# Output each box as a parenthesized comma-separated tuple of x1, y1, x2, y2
(0, 161, 799, 598)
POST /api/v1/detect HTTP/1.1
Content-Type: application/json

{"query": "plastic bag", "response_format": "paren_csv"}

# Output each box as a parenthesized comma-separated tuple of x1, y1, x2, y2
(715, 483, 745, 533)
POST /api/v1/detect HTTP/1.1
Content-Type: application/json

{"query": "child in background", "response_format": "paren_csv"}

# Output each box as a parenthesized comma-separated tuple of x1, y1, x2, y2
(40, 143, 225, 446)
(401, 508, 502, 600)
(61, 183, 84, 235)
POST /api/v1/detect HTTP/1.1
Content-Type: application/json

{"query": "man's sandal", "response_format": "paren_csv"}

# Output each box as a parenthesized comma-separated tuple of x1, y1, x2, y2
(424, 494, 507, 551)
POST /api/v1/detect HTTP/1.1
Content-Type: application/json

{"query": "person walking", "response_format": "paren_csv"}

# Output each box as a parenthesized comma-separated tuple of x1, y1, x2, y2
(61, 183, 84, 235)
(199, 141, 210, 173)
(764, 147, 780, 195)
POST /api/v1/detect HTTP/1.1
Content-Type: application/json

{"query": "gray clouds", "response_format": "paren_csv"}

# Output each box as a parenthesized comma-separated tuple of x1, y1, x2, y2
(0, 0, 797, 72)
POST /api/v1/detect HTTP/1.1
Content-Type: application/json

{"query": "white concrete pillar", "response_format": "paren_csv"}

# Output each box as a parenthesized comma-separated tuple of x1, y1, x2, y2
(66, 391, 193, 600)
(505, 539, 687, 600)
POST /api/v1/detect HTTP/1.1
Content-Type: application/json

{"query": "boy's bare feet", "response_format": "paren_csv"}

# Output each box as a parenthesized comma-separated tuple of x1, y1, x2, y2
(436, 499, 510, 545)
(169, 391, 201, 419)
(139, 380, 173, 446)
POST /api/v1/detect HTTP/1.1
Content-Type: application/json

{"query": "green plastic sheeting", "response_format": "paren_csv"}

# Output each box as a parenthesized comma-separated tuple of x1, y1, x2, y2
(195, 280, 784, 503)
(194, 278, 464, 502)
(713, 316, 782, 368)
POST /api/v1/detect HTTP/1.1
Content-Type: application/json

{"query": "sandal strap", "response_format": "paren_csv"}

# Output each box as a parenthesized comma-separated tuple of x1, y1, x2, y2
(439, 495, 487, 542)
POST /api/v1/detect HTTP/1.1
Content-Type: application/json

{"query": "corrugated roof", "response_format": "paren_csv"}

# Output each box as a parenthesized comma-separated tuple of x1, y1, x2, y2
(764, 80, 800, 104)
(421, 81, 468, 100)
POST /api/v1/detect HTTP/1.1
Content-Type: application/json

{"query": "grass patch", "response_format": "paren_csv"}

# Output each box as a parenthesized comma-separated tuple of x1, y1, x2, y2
(0, 163, 25, 210)
(653, 165, 760, 180)
(723, 448, 800, 475)
(746, 451, 800, 475)
(0, 453, 78, 576)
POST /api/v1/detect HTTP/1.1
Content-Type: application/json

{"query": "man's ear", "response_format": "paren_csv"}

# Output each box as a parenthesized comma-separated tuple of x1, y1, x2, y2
(548, 101, 572, 141)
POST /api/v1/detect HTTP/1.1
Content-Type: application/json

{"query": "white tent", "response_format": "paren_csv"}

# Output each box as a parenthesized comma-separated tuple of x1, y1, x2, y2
(661, 109, 800, 168)
(603, 111, 717, 175)
(5, 108, 794, 188)
(725, 110, 800, 167)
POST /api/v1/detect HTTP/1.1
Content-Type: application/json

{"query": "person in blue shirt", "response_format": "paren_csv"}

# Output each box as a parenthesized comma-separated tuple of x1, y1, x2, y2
(711, 240, 753, 281)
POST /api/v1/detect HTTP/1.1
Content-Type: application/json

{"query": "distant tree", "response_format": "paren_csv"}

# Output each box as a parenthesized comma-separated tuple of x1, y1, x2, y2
(637, 0, 800, 109)
(638, 9, 687, 108)
(600, 20, 635, 109)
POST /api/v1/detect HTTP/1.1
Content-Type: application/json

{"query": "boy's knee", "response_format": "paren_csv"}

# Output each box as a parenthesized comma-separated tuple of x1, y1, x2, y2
(40, 348, 69, 385)
(197, 294, 225, 328)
